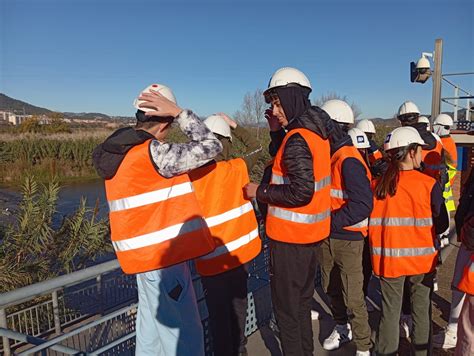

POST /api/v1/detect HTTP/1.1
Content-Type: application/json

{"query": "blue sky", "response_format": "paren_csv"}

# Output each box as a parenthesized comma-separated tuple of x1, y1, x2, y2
(1, 0, 473, 119)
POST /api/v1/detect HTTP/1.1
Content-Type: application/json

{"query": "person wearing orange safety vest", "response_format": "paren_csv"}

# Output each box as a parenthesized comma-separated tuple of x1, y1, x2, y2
(191, 112, 262, 356)
(318, 102, 373, 356)
(433, 114, 457, 212)
(93, 85, 222, 356)
(369, 127, 448, 355)
(396, 101, 447, 184)
(244, 67, 333, 356)
(356, 119, 383, 165)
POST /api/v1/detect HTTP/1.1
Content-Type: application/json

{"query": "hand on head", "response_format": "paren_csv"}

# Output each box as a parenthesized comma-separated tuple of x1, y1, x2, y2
(139, 90, 182, 118)
(215, 112, 237, 129)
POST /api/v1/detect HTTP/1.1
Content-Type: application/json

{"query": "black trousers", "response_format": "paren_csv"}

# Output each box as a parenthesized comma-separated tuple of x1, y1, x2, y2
(270, 239, 318, 356)
(201, 264, 249, 356)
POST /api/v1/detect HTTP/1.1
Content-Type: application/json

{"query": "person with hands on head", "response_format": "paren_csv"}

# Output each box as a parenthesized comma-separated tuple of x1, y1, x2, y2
(204, 112, 263, 171)
(93, 84, 222, 356)
(245, 67, 333, 356)
(192, 112, 262, 356)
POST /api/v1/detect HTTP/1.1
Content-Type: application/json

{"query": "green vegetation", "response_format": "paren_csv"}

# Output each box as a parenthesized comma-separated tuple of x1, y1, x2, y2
(0, 176, 111, 293)
(0, 135, 103, 185)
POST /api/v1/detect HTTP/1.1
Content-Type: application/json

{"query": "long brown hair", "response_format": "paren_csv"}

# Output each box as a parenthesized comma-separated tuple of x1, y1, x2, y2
(374, 143, 418, 199)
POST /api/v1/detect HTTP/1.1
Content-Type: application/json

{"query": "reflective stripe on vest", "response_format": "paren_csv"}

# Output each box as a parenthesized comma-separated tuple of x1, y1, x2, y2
(268, 206, 330, 224)
(369, 217, 433, 227)
(200, 227, 259, 260)
(330, 189, 348, 200)
(349, 218, 368, 229)
(108, 182, 194, 212)
(112, 217, 206, 251)
(191, 159, 261, 276)
(272, 173, 331, 192)
(266, 128, 331, 244)
(105, 140, 215, 274)
(371, 246, 436, 257)
(206, 202, 254, 228)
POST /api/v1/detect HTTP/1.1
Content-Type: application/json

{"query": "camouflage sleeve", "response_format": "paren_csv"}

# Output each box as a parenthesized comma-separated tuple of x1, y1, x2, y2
(149, 110, 223, 178)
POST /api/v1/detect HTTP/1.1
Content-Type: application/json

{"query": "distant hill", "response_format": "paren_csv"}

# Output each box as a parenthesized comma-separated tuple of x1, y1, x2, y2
(63, 112, 112, 120)
(0, 93, 124, 121)
(0, 93, 53, 115)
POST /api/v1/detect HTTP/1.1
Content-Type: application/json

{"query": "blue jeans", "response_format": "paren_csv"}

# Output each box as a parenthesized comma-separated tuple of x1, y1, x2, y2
(135, 262, 204, 356)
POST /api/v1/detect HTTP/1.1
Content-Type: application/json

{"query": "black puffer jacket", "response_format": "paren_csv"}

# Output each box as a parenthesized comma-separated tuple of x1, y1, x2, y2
(411, 122, 448, 186)
(256, 106, 334, 207)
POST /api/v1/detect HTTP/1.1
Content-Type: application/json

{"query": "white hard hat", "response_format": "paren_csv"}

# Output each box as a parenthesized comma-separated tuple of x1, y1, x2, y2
(204, 115, 232, 141)
(397, 101, 420, 118)
(418, 116, 431, 131)
(265, 67, 312, 95)
(356, 119, 376, 134)
(321, 99, 354, 124)
(384, 127, 426, 151)
(348, 128, 370, 149)
(133, 84, 177, 113)
(433, 113, 454, 127)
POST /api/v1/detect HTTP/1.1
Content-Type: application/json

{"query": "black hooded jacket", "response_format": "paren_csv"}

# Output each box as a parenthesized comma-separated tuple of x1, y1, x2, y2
(411, 122, 448, 186)
(256, 106, 335, 207)
(92, 127, 154, 179)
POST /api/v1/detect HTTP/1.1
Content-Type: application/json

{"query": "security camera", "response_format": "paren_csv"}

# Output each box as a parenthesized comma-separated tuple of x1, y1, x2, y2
(410, 56, 432, 84)
(416, 57, 431, 75)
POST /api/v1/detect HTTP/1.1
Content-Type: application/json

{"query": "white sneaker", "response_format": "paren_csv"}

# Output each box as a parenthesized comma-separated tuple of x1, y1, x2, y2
(356, 351, 370, 356)
(323, 323, 353, 351)
(310, 310, 319, 320)
(399, 314, 413, 339)
(433, 327, 457, 349)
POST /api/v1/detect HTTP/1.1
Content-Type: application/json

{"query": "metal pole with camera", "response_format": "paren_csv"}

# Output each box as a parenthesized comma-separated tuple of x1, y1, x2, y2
(431, 39, 443, 120)
(410, 38, 443, 123)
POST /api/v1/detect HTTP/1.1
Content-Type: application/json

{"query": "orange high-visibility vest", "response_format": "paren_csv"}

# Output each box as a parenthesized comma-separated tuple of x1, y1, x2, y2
(457, 254, 474, 295)
(421, 139, 443, 180)
(440, 136, 457, 168)
(105, 140, 215, 274)
(369, 149, 383, 165)
(190, 159, 261, 276)
(331, 145, 372, 236)
(369, 170, 438, 278)
(266, 128, 331, 244)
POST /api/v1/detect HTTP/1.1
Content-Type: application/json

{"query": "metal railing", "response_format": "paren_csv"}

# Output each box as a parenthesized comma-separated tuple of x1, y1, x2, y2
(0, 231, 273, 355)
(0, 259, 138, 355)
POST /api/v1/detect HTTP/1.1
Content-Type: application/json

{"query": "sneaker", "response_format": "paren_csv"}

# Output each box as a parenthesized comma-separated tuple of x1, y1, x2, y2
(399, 314, 413, 339)
(311, 310, 320, 320)
(323, 323, 353, 351)
(433, 327, 457, 349)
(356, 351, 370, 356)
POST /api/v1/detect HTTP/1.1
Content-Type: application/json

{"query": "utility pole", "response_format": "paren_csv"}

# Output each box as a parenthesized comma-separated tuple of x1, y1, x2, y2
(431, 39, 443, 120)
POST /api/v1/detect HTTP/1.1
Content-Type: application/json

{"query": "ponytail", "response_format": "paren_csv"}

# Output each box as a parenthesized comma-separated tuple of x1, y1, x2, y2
(374, 143, 419, 200)
(374, 154, 401, 199)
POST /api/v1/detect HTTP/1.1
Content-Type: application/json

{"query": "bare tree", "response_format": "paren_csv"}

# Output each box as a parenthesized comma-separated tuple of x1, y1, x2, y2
(234, 88, 267, 138)
(313, 92, 362, 120)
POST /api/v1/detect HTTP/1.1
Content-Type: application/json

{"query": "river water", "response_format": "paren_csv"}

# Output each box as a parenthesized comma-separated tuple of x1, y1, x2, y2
(0, 180, 108, 227)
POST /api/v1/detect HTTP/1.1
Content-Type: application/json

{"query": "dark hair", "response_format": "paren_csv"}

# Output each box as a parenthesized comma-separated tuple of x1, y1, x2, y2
(374, 143, 418, 199)
(135, 110, 173, 130)
(397, 113, 419, 126)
